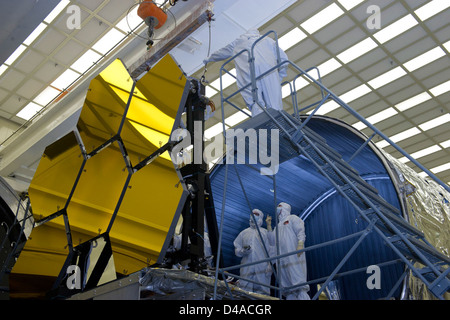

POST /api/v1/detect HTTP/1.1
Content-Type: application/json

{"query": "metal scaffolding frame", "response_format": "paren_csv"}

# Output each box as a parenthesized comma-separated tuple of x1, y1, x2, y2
(0, 195, 33, 286)
(212, 31, 450, 300)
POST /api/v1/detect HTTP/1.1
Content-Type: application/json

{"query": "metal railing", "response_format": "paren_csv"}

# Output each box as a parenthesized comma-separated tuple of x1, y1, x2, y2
(212, 30, 450, 300)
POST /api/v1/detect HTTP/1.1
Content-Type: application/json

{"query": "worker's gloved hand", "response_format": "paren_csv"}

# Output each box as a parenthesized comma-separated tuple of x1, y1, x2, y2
(297, 241, 304, 257)
(242, 245, 252, 255)
(266, 216, 272, 231)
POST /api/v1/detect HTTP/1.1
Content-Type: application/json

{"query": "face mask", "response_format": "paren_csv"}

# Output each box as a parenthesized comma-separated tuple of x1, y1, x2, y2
(250, 213, 262, 228)
(276, 206, 282, 217)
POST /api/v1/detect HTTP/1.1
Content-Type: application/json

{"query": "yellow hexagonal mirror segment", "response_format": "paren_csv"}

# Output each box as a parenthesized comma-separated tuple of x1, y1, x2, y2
(17, 54, 190, 281)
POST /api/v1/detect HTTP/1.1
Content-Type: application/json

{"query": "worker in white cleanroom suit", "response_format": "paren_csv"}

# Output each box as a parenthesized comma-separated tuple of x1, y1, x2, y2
(172, 229, 213, 268)
(203, 29, 288, 117)
(266, 202, 310, 300)
(233, 209, 273, 295)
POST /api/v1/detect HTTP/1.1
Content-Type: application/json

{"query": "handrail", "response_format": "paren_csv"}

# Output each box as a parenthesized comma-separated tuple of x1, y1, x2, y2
(219, 30, 449, 192)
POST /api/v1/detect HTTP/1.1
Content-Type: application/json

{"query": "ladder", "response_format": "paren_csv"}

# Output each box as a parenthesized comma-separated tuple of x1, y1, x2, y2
(215, 30, 450, 300)
(238, 108, 450, 299)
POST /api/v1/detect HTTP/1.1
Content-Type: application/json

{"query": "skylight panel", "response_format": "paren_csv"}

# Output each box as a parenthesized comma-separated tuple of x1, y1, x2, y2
(293, 77, 310, 91)
(431, 162, 450, 174)
(44, 0, 70, 24)
(403, 47, 446, 72)
(23, 23, 47, 46)
(205, 86, 218, 98)
(375, 127, 421, 149)
(430, 80, 450, 97)
(225, 111, 250, 127)
(337, 38, 378, 64)
(278, 28, 306, 51)
(0, 65, 8, 77)
(391, 127, 421, 142)
(418, 113, 450, 131)
(204, 122, 229, 140)
(395, 92, 432, 111)
(440, 139, 450, 149)
(317, 58, 342, 77)
(4, 45, 27, 65)
(368, 66, 406, 89)
(414, 0, 450, 21)
(340, 84, 371, 104)
(337, 0, 365, 11)
(412, 145, 442, 159)
(16, 102, 42, 120)
(300, 3, 345, 34)
(398, 145, 442, 163)
(92, 28, 126, 55)
(210, 69, 237, 91)
(70, 49, 103, 73)
(310, 84, 371, 116)
(51, 69, 80, 90)
(353, 107, 398, 131)
(375, 140, 390, 149)
(33, 86, 61, 106)
(313, 100, 340, 115)
(282, 77, 311, 99)
(444, 40, 450, 53)
(373, 14, 418, 44)
(116, 6, 142, 32)
(282, 83, 292, 98)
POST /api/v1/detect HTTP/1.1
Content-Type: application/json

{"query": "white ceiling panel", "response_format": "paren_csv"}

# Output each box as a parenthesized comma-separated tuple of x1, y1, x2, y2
(52, 39, 86, 65)
(425, 10, 450, 32)
(0, 87, 8, 101)
(384, 26, 427, 52)
(1, 95, 27, 114)
(74, 17, 109, 46)
(15, 78, 46, 100)
(33, 60, 65, 83)
(74, 0, 105, 12)
(327, 28, 368, 56)
(97, 0, 136, 23)
(378, 75, 415, 95)
(13, 49, 46, 74)
(314, 15, 354, 45)
(0, 68, 26, 91)
(403, 101, 439, 120)
(33, 27, 67, 55)
(260, 16, 294, 36)
(224, 0, 294, 30)
(287, 0, 327, 24)
(52, 5, 90, 35)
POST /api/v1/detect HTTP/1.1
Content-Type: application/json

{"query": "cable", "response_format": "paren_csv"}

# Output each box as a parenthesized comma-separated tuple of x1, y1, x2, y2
(200, 12, 214, 84)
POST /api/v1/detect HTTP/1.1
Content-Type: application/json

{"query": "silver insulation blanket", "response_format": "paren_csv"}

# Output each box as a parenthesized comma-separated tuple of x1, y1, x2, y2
(139, 267, 277, 300)
(384, 153, 450, 300)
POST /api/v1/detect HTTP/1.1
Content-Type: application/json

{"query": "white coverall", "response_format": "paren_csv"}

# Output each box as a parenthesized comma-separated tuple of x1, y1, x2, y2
(203, 29, 288, 117)
(172, 231, 213, 267)
(267, 202, 310, 300)
(233, 209, 273, 295)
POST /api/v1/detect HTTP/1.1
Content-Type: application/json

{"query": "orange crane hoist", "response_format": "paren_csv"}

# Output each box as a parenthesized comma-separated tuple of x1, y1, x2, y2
(137, 1, 168, 49)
